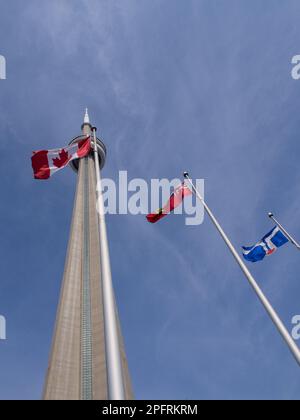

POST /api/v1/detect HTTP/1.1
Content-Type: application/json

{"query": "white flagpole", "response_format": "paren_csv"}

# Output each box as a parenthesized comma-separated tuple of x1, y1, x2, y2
(268, 212, 300, 249)
(183, 172, 300, 366)
(92, 127, 126, 400)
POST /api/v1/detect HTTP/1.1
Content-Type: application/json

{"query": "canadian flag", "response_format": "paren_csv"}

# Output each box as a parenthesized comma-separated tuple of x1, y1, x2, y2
(31, 137, 91, 179)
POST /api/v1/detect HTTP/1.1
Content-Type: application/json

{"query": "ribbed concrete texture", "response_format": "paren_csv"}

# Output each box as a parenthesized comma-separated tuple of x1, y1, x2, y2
(43, 153, 133, 400)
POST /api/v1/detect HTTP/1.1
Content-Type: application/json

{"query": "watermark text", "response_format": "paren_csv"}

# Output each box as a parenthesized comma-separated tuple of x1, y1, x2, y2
(96, 171, 204, 226)
(0, 315, 6, 340)
(292, 315, 300, 340)
(0, 55, 6, 80)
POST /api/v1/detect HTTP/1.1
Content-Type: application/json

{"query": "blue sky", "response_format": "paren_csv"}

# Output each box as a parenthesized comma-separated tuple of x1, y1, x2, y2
(0, 0, 300, 400)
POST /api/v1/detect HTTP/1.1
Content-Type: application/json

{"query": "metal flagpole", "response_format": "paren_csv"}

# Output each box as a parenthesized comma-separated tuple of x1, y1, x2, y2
(92, 127, 126, 400)
(268, 212, 300, 250)
(183, 172, 300, 366)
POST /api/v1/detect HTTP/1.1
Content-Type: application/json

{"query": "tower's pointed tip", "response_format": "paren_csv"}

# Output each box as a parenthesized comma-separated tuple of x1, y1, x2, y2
(84, 108, 90, 124)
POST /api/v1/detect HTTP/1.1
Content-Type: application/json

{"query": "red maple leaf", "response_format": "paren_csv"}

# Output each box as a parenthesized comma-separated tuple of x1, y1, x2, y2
(52, 149, 70, 168)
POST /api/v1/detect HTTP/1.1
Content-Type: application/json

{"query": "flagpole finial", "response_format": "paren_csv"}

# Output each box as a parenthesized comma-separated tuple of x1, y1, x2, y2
(268, 212, 274, 218)
(183, 171, 189, 178)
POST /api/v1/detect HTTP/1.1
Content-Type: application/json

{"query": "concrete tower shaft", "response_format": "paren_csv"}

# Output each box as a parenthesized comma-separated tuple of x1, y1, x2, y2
(43, 111, 133, 400)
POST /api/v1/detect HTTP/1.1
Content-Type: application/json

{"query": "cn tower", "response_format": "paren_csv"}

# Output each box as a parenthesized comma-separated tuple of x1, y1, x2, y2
(43, 110, 133, 400)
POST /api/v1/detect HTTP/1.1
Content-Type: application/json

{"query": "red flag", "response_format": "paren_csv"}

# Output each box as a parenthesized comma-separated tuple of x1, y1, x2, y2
(31, 137, 91, 180)
(146, 182, 192, 223)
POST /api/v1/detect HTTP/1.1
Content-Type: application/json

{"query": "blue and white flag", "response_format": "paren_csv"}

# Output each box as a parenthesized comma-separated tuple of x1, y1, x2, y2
(242, 226, 289, 262)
